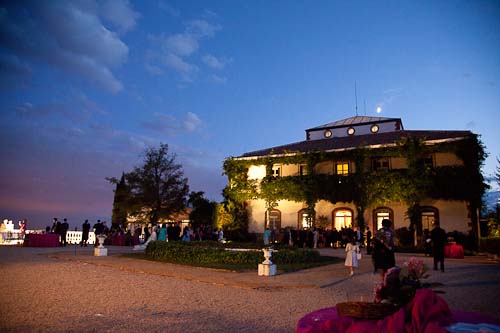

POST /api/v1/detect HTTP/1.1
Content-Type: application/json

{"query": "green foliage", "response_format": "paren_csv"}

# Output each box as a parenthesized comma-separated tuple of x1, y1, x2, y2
(394, 227, 414, 247)
(487, 217, 500, 237)
(316, 215, 329, 229)
(479, 237, 500, 256)
(145, 241, 324, 266)
(109, 143, 189, 224)
(222, 134, 488, 238)
(188, 191, 216, 228)
(110, 173, 129, 228)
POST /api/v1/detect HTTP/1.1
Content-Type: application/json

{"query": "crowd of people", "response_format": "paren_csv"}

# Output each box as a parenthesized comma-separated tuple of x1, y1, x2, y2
(41, 215, 448, 277)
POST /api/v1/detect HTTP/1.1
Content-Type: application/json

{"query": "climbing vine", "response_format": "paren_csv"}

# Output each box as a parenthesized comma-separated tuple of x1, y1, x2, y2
(223, 135, 487, 236)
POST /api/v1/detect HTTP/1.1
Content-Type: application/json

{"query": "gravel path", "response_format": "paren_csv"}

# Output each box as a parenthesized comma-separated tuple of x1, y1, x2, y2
(0, 246, 499, 332)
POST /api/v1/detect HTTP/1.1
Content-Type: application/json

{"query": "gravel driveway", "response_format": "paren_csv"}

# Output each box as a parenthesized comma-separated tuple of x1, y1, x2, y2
(1, 245, 499, 332)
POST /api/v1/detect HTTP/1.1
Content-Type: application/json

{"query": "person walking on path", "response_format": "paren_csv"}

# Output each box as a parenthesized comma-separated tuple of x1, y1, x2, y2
(431, 222, 447, 272)
(345, 236, 360, 276)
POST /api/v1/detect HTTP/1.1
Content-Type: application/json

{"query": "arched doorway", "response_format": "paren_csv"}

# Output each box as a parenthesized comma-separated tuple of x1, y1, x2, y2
(332, 208, 353, 230)
(421, 206, 439, 231)
(298, 209, 314, 229)
(372, 207, 394, 231)
(266, 209, 282, 231)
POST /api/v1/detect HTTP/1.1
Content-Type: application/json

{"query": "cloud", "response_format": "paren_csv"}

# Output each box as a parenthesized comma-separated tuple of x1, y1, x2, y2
(100, 0, 140, 34)
(163, 53, 199, 82)
(0, 53, 32, 76)
(184, 112, 202, 132)
(146, 18, 224, 83)
(186, 19, 221, 38)
(376, 88, 404, 111)
(144, 63, 164, 76)
(158, 1, 180, 17)
(0, 1, 136, 93)
(165, 33, 199, 56)
(0, 53, 32, 89)
(211, 74, 227, 84)
(202, 54, 225, 69)
(13, 91, 104, 123)
(142, 112, 203, 134)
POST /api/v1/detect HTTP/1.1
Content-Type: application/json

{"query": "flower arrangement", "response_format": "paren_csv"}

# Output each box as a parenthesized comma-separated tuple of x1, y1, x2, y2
(374, 257, 441, 308)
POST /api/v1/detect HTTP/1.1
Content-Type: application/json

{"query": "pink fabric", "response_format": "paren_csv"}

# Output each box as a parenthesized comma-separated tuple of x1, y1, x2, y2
(445, 244, 464, 258)
(296, 289, 454, 333)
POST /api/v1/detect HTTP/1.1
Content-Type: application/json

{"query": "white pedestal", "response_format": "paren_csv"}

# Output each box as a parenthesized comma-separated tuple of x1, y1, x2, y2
(94, 247, 108, 256)
(258, 263, 277, 276)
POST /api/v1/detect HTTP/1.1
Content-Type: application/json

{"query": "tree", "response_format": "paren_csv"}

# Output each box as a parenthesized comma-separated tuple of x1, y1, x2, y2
(111, 173, 130, 228)
(188, 191, 216, 228)
(122, 143, 189, 224)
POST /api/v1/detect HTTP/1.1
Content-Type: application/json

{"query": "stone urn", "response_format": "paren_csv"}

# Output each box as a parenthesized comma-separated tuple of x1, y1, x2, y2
(262, 247, 273, 265)
(97, 235, 107, 248)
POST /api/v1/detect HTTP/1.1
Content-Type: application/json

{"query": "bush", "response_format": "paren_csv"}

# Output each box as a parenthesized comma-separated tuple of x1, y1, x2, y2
(145, 241, 322, 266)
(479, 237, 500, 256)
(395, 227, 413, 247)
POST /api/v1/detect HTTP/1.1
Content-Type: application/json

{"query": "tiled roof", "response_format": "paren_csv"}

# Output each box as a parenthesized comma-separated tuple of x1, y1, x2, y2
(239, 130, 472, 158)
(306, 116, 402, 130)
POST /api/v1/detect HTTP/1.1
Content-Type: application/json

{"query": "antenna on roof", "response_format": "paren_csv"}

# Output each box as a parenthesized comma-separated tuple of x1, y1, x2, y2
(354, 81, 358, 116)
(364, 99, 367, 116)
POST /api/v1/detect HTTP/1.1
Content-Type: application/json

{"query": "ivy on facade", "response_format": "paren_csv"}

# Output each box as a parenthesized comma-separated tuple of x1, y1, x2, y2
(223, 135, 487, 235)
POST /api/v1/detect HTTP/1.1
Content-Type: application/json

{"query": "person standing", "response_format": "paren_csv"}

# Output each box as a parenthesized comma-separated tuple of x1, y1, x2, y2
(61, 218, 69, 246)
(81, 219, 90, 246)
(366, 226, 372, 255)
(431, 222, 447, 272)
(373, 219, 396, 280)
(263, 227, 271, 246)
(345, 236, 360, 276)
(423, 229, 432, 257)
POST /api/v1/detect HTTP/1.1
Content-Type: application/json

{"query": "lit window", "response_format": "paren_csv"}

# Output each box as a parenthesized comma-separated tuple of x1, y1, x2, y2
(336, 162, 349, 175)
(370, 124, 379, 133)
(324, 130, 332, 138)
(347, 127, 355, 135)
(334, 209, 352, 230)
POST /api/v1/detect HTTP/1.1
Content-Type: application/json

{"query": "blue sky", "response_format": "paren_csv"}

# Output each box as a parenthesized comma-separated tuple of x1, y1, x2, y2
(1, 0, 499, 230)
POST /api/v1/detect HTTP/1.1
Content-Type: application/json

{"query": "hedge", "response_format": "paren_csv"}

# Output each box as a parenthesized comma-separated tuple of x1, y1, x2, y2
(479, 237, 500, 256)
(145, 241, 322, 265)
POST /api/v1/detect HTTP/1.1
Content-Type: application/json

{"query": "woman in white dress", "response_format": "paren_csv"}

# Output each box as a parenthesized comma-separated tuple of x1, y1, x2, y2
(133, 226, 157, 250)
(345, 236, 360, 276)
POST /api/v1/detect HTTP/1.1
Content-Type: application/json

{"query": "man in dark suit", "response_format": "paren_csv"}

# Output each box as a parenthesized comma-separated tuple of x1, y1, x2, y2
(81, 219, 90, 246)
(431, 222, 447, 272)
(60, 218, 69, 246)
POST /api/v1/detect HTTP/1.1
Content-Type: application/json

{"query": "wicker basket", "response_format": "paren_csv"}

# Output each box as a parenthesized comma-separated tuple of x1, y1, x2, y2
(336, 301, 397, 320)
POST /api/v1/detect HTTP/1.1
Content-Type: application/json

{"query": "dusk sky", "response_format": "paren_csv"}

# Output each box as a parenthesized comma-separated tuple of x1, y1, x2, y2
(1, 1, 499, 230)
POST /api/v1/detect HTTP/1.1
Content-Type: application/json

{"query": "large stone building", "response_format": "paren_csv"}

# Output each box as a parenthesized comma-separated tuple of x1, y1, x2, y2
(224, 116, 486, 239)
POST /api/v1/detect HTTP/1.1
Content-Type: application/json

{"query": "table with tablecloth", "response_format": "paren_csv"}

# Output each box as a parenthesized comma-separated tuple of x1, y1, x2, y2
(296, 289, 500, 333)
(445, 244, 464, 259)
(23, 233, 60, 247)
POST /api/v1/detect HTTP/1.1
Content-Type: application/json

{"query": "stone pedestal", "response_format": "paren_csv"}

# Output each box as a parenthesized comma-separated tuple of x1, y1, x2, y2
(94, 235, 107, 256)
(258, 263, 277, 276)
(258, 248, 277, 276)
(94, 247, 108, 256)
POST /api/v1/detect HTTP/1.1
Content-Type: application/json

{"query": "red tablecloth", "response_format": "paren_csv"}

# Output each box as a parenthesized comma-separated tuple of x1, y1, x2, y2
(445, 244, 464, 259)
(111, 235, 125, 246)
(296, 289, 500, 333)
(23, 234, 60, 247)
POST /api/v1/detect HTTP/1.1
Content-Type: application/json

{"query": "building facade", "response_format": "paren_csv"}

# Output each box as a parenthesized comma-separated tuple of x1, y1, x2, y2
(224, 116, 486, 239)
